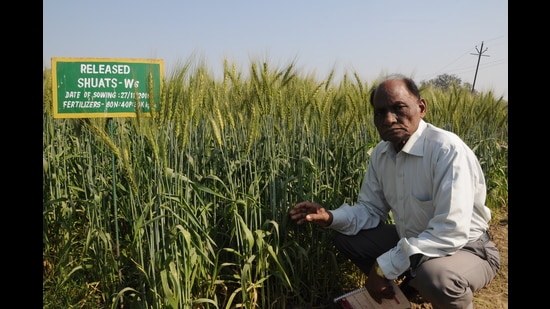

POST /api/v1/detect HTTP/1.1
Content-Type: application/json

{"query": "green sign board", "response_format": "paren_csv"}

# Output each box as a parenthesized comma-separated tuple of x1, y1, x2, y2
(52, 57, 164, 118)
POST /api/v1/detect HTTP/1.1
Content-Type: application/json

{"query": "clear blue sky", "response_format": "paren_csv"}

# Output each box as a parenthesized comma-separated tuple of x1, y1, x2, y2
(43, 0, 508, 99)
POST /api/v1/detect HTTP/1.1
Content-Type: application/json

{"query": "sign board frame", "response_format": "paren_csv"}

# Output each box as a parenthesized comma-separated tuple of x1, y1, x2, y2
(51, 57, 164, 118)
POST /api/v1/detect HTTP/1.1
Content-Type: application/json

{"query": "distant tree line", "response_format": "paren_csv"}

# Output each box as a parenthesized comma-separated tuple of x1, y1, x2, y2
(420, 73, 474, 93)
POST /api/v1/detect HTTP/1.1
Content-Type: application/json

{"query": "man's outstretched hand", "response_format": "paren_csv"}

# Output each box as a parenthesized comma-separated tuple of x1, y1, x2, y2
(289, 201, 333, 227)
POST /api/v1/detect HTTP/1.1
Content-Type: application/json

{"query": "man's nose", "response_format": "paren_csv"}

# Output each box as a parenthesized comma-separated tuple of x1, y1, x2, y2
(383, 111, 398, 124)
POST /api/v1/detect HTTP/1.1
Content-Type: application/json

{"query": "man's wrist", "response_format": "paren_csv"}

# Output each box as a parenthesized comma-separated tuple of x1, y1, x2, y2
(326, 210, 333, 226)
(374, 261, 386, 279)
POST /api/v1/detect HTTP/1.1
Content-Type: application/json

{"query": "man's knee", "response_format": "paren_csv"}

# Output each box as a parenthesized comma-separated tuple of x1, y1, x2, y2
(411, 270, 473, 309)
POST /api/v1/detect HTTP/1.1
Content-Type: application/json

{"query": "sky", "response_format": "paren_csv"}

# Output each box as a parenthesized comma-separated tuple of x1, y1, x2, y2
(43, 0, 508, 100)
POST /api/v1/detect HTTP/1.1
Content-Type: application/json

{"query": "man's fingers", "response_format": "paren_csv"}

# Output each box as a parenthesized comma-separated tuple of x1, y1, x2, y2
(380, 285, 395, 299)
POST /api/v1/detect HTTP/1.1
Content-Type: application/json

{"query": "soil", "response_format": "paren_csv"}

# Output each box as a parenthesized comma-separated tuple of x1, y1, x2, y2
(410, 208, 509, 309)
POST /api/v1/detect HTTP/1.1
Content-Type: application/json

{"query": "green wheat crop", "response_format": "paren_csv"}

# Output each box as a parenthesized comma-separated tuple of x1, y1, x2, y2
(43, 59, 507, 309)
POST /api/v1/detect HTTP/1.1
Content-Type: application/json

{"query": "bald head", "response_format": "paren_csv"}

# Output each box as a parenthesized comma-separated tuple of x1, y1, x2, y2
(369, 75, 421, 106)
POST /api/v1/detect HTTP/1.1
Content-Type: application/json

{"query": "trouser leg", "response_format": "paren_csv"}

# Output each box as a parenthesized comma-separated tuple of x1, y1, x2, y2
(333, 223, 399, 274)
(408, 240, 500, 309)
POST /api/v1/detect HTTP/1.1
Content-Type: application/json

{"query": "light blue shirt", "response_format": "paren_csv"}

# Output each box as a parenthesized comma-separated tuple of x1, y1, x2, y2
(329, 120, 491, 279)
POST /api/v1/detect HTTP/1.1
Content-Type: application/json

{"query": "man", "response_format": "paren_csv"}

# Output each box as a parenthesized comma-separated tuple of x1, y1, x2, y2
(289, 74, 500, 309)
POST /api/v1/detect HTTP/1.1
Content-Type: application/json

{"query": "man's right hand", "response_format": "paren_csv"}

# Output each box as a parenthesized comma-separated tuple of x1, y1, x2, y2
(289, 201, 333, 227)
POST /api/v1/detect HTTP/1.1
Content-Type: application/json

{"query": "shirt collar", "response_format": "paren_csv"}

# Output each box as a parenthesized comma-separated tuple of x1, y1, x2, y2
(380, 119, 427, 156)
(401, 119, 426, 156)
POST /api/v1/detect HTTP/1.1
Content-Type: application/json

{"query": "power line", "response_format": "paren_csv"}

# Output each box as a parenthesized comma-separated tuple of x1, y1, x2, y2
(418, 35, 506, 81)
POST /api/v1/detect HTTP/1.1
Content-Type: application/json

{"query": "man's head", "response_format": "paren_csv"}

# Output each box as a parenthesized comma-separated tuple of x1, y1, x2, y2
(369, 75, 427, 151)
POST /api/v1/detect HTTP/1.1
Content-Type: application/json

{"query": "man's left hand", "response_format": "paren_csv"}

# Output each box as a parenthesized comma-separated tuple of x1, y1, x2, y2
(365, 264, 395, 303)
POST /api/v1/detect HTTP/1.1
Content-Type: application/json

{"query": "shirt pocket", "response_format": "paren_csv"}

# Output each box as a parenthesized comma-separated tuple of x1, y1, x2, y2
(405, 196, 434, 236)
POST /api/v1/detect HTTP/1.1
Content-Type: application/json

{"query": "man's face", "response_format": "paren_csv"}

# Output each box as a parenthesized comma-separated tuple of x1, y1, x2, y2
(372, 79, 426, 150)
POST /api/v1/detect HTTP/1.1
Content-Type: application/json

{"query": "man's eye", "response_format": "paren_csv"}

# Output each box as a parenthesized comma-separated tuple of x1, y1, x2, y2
(393, 106, 407, 114)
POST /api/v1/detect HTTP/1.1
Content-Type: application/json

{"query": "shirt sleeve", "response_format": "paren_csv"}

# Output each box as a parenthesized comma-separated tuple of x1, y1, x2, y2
(329, 151, 391, 235)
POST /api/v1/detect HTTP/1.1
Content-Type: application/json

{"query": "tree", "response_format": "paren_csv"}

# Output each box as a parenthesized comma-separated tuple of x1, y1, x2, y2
(420, 74, 465, 91)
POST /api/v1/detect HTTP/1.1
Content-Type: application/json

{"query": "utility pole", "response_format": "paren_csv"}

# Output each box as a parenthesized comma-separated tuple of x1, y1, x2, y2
(470, 41, 490, 93)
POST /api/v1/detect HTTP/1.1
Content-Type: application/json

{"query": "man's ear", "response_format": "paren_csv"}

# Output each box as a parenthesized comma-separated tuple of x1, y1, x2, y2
(418, 98, 427, 117)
